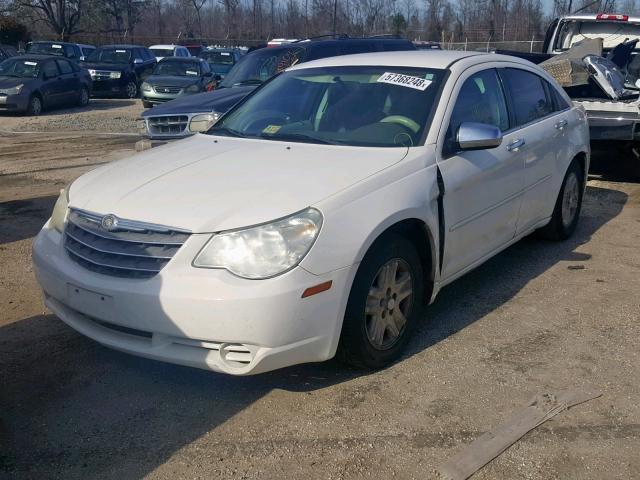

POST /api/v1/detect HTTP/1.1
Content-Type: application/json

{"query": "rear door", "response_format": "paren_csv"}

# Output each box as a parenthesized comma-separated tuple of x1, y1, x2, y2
(55, 59, 81, 105)
(40, 60, 64, 107)
(437, 66, 524, 279)
(499, 67, 564, 232)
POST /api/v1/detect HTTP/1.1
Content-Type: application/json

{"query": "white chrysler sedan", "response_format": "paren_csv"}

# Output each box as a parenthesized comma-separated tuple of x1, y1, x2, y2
(33, 51, 590, 375)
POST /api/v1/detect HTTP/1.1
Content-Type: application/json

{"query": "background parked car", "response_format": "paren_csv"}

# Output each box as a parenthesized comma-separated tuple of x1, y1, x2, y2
(198, 48, 243, 80)
(81, 44, 156, 98)
(141, 57, 215, 108)
(0, 55, 91, 115)
(149, 44, 191, 61)
(140, 36, 417, 139)
(26, 41, 94, 61)
(0, 44, 17, 61)
(181, 43, 207, 56)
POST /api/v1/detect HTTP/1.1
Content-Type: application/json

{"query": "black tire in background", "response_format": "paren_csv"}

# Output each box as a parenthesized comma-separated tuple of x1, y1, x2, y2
(338, 233, 424, 369)
(539, 159, 584, 240)
(125, 80, 138, 99)
(78, 87, 90, 107)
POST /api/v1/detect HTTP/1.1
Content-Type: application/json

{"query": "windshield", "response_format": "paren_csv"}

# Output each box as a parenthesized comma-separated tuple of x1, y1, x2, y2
(201, 51, 235, 65)
(210, 66, 445, 147)
(153, 60, 200, 76)
(555, 20, 640, 50)
(86, 48, 132, 63)
(150, 48, 175, 57)
(219, 46, 305, 88)
(0, 58, 40, 78)
(26, 42, 66, 56)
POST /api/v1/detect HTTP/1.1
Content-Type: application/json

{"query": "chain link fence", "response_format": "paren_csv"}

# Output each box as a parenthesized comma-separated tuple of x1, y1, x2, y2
(443, 39, 545, 53)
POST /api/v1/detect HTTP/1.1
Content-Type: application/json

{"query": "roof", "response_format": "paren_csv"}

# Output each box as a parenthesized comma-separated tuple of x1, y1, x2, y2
(150, 44, 181, 49)
(12, 54, 58, 61)
(289, 50, 485, 71)
(157, 57, 202, 62)
(30, 40, 75, 45)
(559, 14, 640, 22)
(100, 44, 144, 49)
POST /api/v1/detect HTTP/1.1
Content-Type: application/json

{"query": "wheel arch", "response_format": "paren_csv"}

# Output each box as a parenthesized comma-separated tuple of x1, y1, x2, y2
(573, 151, 588, 187)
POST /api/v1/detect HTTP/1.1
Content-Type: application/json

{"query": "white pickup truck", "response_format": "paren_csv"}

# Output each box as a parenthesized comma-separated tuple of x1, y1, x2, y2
(542, 14, 640, 170)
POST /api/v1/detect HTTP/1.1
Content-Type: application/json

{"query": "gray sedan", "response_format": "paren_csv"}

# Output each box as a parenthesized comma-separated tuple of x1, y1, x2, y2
(140, 57, 215, 108)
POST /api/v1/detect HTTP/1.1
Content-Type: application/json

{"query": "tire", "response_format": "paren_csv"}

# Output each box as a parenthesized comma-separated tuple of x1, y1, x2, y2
(26, 94, 42, 116)
(142, 100, 153, 108)
(125, 81, 138, 99)
(539, 159, 584, 240)
(337, 233, 424, 369)
(78, 87, 89, 107)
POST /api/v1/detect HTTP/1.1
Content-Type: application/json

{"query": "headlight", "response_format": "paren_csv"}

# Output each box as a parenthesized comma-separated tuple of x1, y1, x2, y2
(0, 84, 24, 95)
(193, 208, 323, 279)
(110, 71, 122, 79)
(88, 69, 96, 76)
(50, 185, 70, 233)
(185, 84, 200, 93)
(188, 112, 220, 133)
(141, 82, 152, 92)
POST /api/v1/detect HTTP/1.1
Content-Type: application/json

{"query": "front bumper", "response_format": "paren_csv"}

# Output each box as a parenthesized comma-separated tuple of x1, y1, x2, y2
(0, 92, 29, 112)
(141, 88, 194, 105)
(32, 223, 354, 375)
(91, 77, 128, 97)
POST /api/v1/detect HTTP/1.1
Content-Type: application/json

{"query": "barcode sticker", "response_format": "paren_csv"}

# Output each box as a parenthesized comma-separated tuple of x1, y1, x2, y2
(377, 72, 432, 91)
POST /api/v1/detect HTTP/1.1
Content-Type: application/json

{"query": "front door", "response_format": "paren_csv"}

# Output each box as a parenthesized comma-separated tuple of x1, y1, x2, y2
(436, 67, 524, 279)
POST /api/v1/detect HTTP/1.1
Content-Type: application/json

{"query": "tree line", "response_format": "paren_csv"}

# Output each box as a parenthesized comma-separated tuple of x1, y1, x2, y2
(1, 0, 639, 46)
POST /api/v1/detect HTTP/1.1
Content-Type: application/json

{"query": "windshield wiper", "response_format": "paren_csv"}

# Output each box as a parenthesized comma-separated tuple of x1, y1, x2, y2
(209, 126, 246, 138)
(232, 79, 263, 87)
(260, 133, 337, 145)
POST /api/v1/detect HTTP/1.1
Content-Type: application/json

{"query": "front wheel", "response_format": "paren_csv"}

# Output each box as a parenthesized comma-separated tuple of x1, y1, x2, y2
(125, 81, 138, 99)
(26, 95, 42, 116)
(539, 160, 584, 240)
(78, 87, 89, 107)
(337, 234, 424, 369)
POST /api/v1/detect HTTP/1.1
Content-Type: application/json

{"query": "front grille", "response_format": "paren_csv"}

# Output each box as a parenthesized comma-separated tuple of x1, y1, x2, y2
(148, 115, 189, 136)
(91, 70, 115, 80)
(154, 85, 182, 94)
(64, 209, 190, 279)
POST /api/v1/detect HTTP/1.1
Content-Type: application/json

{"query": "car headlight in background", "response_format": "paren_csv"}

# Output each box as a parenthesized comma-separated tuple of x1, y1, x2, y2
(88, 69, 96, 77)
(0, 84, 24, 95)
(185, 84, 200, 93)
(141, 82, 152, 92)
(50, 185, 70, 233)
(188, 112, 220, 133)
(193, 208, 323, 279)
(109, 71, 121, 79)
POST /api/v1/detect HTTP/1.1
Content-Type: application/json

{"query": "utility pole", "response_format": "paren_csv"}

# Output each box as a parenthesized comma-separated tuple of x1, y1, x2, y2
(333, 0, 337, 34)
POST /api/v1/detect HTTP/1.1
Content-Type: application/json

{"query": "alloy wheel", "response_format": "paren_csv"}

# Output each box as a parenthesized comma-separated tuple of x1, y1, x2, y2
(365, 258, 413, 350)
(561, 171, 580, 228)
(126, 82, 138, 98)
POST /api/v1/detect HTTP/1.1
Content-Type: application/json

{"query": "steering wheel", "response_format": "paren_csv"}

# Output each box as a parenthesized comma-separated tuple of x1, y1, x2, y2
(380, 115, 420, 134)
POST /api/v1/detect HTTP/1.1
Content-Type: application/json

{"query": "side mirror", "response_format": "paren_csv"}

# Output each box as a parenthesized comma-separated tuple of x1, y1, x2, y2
(133, 58, 143, 65)
(457, 122, 503, 150)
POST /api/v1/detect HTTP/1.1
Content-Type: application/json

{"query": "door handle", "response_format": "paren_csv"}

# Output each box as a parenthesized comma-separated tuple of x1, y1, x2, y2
(507, 138, 525, 152)
(555, 119, 568, 130)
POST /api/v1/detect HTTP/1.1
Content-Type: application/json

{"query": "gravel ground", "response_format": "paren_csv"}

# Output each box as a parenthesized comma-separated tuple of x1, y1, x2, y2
(0, 125, 639, 480)
(0, 99, 144, 134)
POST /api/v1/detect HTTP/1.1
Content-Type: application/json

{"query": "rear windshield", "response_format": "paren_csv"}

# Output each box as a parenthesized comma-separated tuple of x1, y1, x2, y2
(150, 48, 175, 57)
(554, 19, 640, 50)
(219, 46, 306, 88)
(27, 42, 66, 56)
(86, 48, 132, 63)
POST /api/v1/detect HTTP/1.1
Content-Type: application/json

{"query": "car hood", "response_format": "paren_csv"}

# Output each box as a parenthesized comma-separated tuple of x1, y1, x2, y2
(80, 62, 128, 71)
(0, 76, 32, 89)
(145, 75, 200, 87)
(68, 134, 408, 233)
(141, 86, 254, 117)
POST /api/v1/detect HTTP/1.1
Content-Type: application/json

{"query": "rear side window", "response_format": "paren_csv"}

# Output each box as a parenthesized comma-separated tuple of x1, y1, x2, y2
(501, 68, 553, 126)
(56, 59, 73, 74)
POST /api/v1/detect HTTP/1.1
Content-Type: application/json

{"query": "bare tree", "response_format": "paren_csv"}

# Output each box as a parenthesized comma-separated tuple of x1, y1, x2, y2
(19, 0, 84, 40)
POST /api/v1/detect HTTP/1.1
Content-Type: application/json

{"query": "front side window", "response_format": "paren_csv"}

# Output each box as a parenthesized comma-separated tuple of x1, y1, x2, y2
(56, 59, 73, 74)
(42, 61, 59, 78)
(501, 68, 553, 127)
(211, 65, 445, 147)
(448, 68, 509, 140)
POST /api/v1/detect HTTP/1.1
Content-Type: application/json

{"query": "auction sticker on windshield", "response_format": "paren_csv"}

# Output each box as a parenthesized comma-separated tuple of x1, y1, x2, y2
(377, 72, 432, 91)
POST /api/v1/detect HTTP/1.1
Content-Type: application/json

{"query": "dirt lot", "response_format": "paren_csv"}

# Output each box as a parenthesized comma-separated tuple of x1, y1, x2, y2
(1, 101, 639, 479)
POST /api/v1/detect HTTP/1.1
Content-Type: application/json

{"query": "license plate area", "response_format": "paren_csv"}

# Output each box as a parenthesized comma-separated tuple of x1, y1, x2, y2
(66, 284, 114, 321)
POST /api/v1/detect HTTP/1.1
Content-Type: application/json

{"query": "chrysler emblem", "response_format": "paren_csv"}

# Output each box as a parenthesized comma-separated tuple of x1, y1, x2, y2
(101, 214, 118, 231)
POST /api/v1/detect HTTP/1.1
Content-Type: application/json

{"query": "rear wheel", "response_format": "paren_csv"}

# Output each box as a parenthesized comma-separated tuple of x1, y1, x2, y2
(337, 233, 424, 369)
(125, 81, 138, 99)
(26, 94, 42, 116)
(539, 159, 584, 240)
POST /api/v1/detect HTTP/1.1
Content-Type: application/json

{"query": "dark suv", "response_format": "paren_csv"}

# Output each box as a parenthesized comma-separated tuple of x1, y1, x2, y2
(141, 36, 416, 138)
(26, 41, 94, 61)
(81, 44, 156, 98)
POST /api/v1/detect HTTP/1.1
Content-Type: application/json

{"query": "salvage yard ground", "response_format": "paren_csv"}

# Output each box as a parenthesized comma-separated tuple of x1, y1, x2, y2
(0, 100, 639, 479)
